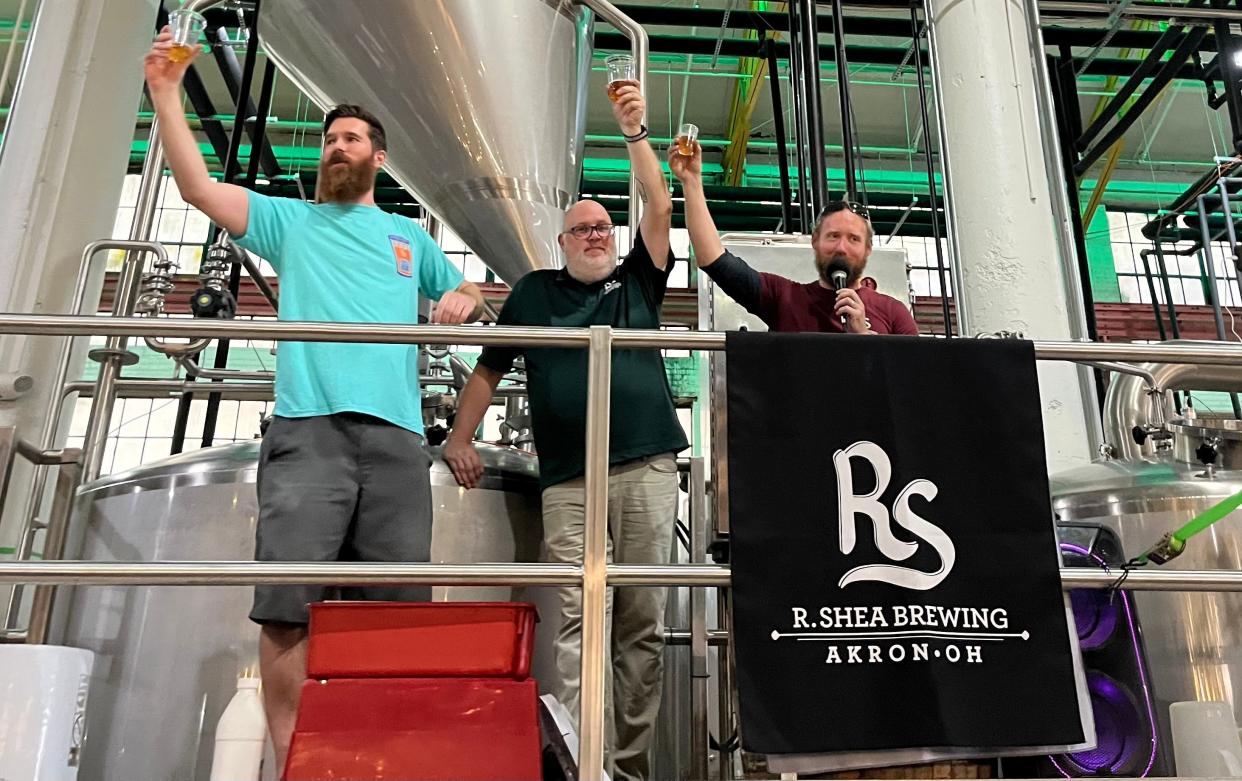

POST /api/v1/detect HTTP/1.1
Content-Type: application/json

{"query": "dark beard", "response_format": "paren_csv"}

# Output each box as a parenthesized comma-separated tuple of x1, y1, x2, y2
(816, 252, 863, 287)
(316, 156, 375, 203)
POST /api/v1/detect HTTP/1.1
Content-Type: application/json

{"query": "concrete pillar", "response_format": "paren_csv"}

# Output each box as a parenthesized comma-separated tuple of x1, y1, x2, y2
(926, 0, 1098, 474)
(0, 1, 158, 561)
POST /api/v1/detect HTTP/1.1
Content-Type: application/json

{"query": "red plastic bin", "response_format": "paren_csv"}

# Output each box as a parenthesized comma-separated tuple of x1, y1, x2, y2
(306, 601, 538, 679)
(284, 677, 542, 780)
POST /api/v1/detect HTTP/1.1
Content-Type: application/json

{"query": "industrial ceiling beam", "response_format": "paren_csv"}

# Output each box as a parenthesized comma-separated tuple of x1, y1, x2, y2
(187, 2, 1242, 39)
(1074, 20, 1191, 153)
(1042, 0, 1242, 21)
(206, 21, 281, 178)
(613, 3, 1225, 49)
(1075, 26, 1209, 176)
(719, 2, 770, 188)
(1209, 0, 1242, 154)
(593, 32, 1207, 78)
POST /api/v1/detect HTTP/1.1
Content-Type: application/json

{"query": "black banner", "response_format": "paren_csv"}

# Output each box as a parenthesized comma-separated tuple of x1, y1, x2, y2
(727, 332, 1084, 755)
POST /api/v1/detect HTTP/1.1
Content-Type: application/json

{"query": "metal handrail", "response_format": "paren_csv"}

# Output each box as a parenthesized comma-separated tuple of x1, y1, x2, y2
(3, 242, 163, 628)
(6, 313, 1242, 363)
(0, 561, 580, 586)
(8, 312, 1242, 781)
(4, 562, 1242, 592)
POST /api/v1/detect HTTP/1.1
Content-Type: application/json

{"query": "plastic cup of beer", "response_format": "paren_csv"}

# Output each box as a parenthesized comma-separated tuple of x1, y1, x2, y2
(677, 123, 699, 156)
(167, 9, 206, 63)
(606, 54, 637, 102)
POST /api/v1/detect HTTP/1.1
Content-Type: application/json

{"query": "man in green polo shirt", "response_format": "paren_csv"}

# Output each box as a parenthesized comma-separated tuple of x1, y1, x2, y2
(443, 82, 686, 781)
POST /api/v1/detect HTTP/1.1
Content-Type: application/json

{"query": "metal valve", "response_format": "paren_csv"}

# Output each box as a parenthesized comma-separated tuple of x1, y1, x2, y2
(190, 241, 237, 319)
(136, 254, 179, 316)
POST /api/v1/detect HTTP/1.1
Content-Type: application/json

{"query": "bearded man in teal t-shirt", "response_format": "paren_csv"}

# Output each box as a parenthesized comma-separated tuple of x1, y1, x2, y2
(145, 28, 484, 774)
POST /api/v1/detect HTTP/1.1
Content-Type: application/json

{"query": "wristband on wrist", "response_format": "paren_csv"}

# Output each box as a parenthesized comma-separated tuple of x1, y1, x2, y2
(624, 124, 649, 143)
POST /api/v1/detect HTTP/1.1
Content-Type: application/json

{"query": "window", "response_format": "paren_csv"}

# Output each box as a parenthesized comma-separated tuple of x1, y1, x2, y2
(1107, 210, 1242, 309)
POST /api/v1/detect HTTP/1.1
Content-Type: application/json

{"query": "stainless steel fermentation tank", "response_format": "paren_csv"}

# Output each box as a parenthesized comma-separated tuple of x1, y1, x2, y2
(261, 0, 595, 283)
(54, 441, 553, 781)
(1051, 416, 1242, 770)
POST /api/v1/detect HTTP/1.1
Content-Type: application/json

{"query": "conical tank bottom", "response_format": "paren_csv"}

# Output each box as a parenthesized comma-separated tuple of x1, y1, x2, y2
(262, 0, 593, 283)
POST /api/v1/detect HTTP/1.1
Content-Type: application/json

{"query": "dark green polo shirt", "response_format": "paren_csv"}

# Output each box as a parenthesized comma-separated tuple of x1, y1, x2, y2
(478, 231, 689, 490)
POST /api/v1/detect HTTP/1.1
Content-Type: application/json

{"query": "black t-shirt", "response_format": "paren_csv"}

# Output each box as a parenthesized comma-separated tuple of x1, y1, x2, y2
(478, 231, 689, 489)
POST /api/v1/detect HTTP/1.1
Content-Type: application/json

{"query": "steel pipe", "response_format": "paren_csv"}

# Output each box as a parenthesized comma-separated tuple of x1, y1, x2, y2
(688, 457, 709, 781)
(1197, 197, 1233, 340)
(829, 0, 856, 200)
(578, 325, 612, 781)
(922, 0, 969, 337)
(802, 0, 829, 210)
(4, 239, 163, 630)
(80, 244, 171, 481)
(609, 564, 732, 586)
(13, 440, 79, 466)
(0, 561, 582, 586)
(0, 315, 592, 348)
(1192, 194, 1242, 417)
(7, 315, 1242, 365)
(64, 378, 524, 402)
(1104, 356, 1242, 458)
(1, 562, 1241, 592)
(1058, 568, 1242, 591)
(579, 0, 647, 250)
(910, 8, 952, 336)
(1216, 181, 1242, 316)
(24, 456, 81, 645)
(1029, 340, 1242, 365)
(201, 1, 266, 449)
(128, 119, 211, 359)
(1082, 361, 1159, 389)
(177, 356, 274, 381)
(65, 379, 273, 401)
(239, 249, 278, 312)
(182, 0, 227, 17)
(666, 629, 729, 647)
(1021, 0, 1106, 454)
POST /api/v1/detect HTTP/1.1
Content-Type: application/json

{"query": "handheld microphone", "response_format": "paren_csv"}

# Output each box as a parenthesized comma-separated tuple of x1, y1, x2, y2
(827, 259, 850, 326)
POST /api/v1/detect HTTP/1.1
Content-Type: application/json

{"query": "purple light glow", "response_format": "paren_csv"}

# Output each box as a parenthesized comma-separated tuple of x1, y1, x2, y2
(1049, 542, 1159, 778)
(1070, 588, 1121, 651)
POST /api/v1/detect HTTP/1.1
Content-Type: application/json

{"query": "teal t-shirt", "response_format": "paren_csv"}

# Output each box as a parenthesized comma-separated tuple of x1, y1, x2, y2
(234, 191, 464, 434)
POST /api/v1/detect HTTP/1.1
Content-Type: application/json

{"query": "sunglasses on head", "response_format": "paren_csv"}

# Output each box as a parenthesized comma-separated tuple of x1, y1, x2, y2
(818, 200, 871, 220)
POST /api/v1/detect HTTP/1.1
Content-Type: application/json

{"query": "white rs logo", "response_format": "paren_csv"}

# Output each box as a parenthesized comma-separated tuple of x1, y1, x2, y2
(833, 441, 956, 591)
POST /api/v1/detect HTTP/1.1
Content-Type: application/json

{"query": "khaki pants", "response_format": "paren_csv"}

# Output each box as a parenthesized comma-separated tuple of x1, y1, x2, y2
(541, 453, 679, 781)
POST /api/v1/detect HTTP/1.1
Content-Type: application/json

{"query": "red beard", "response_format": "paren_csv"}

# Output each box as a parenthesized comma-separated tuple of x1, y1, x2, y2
(316, 155, 375, 203)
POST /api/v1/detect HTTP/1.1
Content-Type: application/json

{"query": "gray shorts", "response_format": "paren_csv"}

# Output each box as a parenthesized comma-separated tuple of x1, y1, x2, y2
(250, 412, 433, 626)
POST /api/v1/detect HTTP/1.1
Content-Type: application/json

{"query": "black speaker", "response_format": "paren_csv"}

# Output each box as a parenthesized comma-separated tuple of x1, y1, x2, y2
(1002, 523, 1170, 777)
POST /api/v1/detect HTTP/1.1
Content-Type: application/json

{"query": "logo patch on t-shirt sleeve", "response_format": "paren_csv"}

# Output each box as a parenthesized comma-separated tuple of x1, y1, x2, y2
(390, 234, 413, 277)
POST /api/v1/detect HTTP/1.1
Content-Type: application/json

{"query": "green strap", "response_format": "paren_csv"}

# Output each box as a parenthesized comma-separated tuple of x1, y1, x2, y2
(1171, 489, 1242, 545)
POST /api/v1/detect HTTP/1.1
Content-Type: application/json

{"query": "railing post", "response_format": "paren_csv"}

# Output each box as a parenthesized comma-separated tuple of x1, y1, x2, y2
(78, 242, 170, 482)
(689, 456, 710, 780)
(25, 451, 81, 645)
(580, 324, 612, 781)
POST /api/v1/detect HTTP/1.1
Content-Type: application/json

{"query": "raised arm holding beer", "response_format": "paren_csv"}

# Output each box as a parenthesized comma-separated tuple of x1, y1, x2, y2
(443, 66, 686, 781)
(144, 27, 485, 776)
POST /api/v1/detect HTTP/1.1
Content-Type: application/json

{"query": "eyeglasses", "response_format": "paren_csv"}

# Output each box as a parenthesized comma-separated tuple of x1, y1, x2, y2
(818, 200, 871, 221)
(565, 223, 616, 240)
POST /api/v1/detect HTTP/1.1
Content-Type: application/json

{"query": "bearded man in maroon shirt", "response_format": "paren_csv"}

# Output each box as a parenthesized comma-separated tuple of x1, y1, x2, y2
(669, 142, 918, 335)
